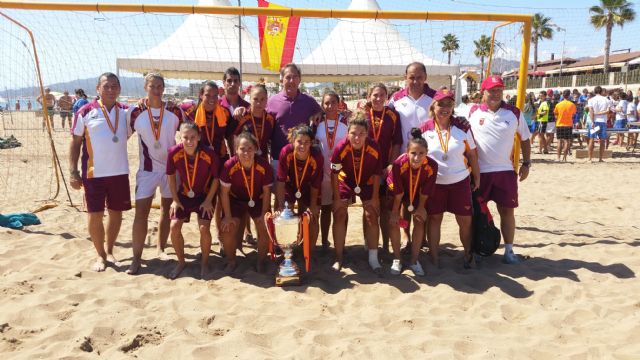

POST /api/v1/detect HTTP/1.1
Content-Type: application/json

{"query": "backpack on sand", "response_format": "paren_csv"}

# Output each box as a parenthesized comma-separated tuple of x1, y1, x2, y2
(471, 191, 501, 256)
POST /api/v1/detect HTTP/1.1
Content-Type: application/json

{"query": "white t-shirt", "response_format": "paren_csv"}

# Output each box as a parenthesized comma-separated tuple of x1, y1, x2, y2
(72, 100, 131, 178)
(468, 102, 531, 174)
(615, 99, 628, 121)
(627, 102, 637, 121)
(316, 116, 348, 179)
(421, 120, 476, 185)
(388, 92, 433, 153)
(129, 105, 182, 173)
(588, 95, 611, 123)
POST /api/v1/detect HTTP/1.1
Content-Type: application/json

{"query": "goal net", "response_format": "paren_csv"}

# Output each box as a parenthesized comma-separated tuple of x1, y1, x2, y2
(0, 0, 529, 211)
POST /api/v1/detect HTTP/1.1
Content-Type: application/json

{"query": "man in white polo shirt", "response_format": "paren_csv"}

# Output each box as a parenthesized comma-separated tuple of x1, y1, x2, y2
(468, 75, 531, 264)
(587, 86, 611, 162)
(69, 72, 132, 272)
(388, 61, 436, 152)
(126, 73, 183, 275)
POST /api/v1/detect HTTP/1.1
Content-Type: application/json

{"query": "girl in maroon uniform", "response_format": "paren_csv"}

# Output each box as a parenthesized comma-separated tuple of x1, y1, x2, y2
(219, 131, 273, 273)
(330, 115, 382, 273)
(387, 128, 437, 276)
(363, 83, 402, 254)
(167, 123, 220, 279)
(275, 124, 324, 250)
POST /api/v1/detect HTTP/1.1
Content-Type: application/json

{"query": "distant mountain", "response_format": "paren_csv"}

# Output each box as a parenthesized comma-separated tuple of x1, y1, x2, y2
(460, 58, 522, 74)
(1, 77, 189, 98)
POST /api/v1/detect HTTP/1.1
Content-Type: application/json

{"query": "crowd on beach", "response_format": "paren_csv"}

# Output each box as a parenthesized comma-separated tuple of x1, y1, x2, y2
(66, 62, 534, 280)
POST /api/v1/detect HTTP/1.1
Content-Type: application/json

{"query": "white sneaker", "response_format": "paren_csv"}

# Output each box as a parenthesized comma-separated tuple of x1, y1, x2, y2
(390, 259, 402, 275)
(410, 262, 425, 276)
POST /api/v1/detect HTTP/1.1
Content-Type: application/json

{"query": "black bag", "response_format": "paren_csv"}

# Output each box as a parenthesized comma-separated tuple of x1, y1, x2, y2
(471, 191, 501, 256)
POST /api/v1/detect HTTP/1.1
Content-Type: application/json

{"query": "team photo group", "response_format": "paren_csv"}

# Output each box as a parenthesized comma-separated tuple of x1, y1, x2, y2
(68, 61, 532, 281)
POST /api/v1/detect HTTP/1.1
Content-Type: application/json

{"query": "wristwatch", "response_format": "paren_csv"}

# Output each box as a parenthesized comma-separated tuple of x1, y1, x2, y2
(521, 161, 531, 168)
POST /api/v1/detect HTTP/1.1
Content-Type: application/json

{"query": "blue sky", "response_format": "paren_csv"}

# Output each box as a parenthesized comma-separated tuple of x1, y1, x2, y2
(0, 0, 637, 93)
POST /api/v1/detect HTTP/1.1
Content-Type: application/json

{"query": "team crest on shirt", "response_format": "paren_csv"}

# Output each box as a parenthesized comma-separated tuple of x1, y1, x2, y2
(479, 118, 485, 126)
(266, 17, 283, 36)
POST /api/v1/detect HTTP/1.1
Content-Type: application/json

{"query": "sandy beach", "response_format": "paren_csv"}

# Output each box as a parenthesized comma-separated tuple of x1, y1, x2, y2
(1, 115, 639, 358)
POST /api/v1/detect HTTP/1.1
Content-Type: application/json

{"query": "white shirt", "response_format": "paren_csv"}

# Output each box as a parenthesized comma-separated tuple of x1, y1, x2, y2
(72, 100, 131, 178)
(129, 105, 182, 173)
(615, 99, 628, 121)
(422, 121, 476, 185)
(388, 93, 433, 153)
(468, 102, 531, 173)
(316, 116, 348, 179)
(588, 95, 611, 123)
(627, 102, 637, 121)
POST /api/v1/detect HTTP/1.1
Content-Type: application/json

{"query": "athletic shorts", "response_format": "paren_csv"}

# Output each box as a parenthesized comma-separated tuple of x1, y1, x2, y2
(426, 176, 472, 216)
(135, 170, 171, 200)
(284, 187, 318, 209)
(338, 182, 375, 202)
(82, 174, 132, 213)
(556, 126, 573, 140)
(613, 119, 627, 129)
(545, 122, 556, 134)
(60, 110, 72, 119)
(477, 171, 518, 209)
(225, 196, 265, 220)
(588, 122, 607, 140)
(535, 121, 548, 133)
(170, 193, 213, 222)
(320, 179, 333, 206)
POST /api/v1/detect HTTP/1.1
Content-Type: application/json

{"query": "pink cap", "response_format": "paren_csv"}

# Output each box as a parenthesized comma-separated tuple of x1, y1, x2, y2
(481, 75, 504, 91)
(433, 89, 455, 102)
(546, 89, 554, 96)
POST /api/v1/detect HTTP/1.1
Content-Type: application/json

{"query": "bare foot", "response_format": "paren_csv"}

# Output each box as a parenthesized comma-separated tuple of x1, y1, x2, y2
(169, 262, 186, 279)
(223, 262, 236, 275)
(106, 254, 120, 266)
(200, 264, 209, 279)
(92, 258, 106, 272)
(126, 258, 141, 275)
(331, 261, 343, 271)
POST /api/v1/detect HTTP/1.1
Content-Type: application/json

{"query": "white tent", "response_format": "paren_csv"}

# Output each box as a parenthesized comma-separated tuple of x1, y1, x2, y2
(299, 0, 458, 84)
(116, 0, 276, 81)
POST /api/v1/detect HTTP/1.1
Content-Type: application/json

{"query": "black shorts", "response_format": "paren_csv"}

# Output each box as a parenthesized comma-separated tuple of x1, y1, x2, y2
(535, 121, 547, 133)
(556, 126, 573, 140)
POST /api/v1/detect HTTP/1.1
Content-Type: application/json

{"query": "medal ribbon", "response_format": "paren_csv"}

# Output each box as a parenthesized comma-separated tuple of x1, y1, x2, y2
(349, 142, 365, 189)
(249, 110, 265, 144)
(408, 164, 422, 206)
(369, 108, 384, 142)
(146, 103, 165, 143)
(183, 149, 200, 195)
(324, 115, 339, 150)
(434, 121, 451, 157)
(240, 162, 255, 201)
(98, 99, 119, 137)
(293, 152, 311, 195)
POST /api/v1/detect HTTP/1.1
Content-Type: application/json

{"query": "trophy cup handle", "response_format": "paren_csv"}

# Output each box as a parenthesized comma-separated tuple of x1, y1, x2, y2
(302, 211, 311, 272)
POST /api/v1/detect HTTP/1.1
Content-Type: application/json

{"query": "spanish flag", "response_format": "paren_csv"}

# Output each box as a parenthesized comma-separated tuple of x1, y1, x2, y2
(257, 0, 300, 72)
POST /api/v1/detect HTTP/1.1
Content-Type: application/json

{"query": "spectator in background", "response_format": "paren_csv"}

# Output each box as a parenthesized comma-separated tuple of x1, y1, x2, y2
(523, 92, 536, 133)
(337, 95, 349, 112)
(37, 87, 56, 130)
(454, 94, 471, 119)
(612, 92, 628, 146)
(15, 100, 20, 111)
(533, 90, 549, 154)
(587, 86, 610, 162)
(58, 91, 74, 129)
(72, 89, 89, 116)
(545, 90, 559, 152)
(554, 89, 577, 162)
(27, 100, 32, 111)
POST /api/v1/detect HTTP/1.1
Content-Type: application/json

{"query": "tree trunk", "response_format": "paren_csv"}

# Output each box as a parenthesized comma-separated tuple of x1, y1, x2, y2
(604, 19, 613, 74)
(533, 38, 538, 71)
(480, 57, 485, 84)
(448, 51, 452, 65)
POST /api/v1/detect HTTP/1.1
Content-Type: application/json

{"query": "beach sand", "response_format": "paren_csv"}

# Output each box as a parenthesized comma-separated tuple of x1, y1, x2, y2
(1, 117, 639, 358)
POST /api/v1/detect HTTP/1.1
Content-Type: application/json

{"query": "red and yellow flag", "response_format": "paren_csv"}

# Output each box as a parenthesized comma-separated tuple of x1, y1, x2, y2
(257, 0, 300, 72)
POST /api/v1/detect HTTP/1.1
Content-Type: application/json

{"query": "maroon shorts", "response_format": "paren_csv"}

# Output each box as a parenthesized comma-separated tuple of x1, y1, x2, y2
(338, 182, 375, 202)
(284, 187, 319, 208)
(426, 176, 472, 216)
(477, 171, 518, 208)
(171, 193, 214, 222)
(83, 174, 132, 213)
(225, 197, 265, 220)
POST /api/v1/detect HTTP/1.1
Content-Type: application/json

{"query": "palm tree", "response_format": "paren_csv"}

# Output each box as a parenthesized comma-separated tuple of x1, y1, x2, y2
(441, 33, 460, 65)
(531, 13, 554, 71)
(590, 0, 636, 74)
(474, 35, 492, 84)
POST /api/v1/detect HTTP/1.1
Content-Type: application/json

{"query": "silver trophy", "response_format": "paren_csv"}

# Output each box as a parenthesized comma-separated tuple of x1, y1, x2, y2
(266, 202, 310, 286)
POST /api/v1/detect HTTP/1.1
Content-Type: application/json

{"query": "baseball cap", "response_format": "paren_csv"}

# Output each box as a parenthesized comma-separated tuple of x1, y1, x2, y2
(546, 89, 554, 96)
(433, 89, 455, 102)
(480, 75, 504, 91)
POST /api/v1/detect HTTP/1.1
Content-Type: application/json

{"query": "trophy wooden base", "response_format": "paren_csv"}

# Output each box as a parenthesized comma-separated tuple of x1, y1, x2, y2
(275, 275, 300, 286)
